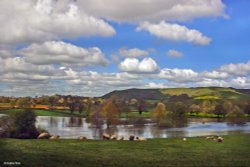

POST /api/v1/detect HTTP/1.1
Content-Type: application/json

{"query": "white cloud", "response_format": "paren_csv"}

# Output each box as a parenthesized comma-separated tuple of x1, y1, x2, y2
(119, 48, 149, 58)
(219, 61, 250, 76)
(1, 58, 250, 96)
(202, 70, 229, 79)
(119, 57, 159, 73)
(0, 0, 115, 45)
(77, 0, 227, 22)
(136, 21, 211, 45)
(144, 82, 166, 88)
(20, 41, 109, 67)
(167, 49, 183, 57)
(231, 77, 250, 88)
(159, 68, 199, 82)
(0, 48, 13, 59)
(1, 57, 54, 75)
(196, 77, 250, 89)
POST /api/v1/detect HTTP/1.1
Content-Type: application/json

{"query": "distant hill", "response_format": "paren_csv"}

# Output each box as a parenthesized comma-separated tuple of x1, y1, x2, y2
(102, 87, 250, 101)
(102, 88, 167, 100)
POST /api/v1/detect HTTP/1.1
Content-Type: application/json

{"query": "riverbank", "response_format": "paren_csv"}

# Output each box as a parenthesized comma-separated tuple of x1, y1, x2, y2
(0, 109, 84, 117)
(2, 109, 245, 119)
(0, 134, 249, 167)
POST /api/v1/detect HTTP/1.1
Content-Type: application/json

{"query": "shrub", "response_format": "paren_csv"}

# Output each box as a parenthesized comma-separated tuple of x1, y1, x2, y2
(0, 109, 39, 139)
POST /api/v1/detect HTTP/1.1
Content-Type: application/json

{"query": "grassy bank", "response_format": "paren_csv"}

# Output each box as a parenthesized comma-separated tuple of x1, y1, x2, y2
(0, 109, 84, 117)
(0, 109, 249, 119)
(0, 135, 250, 167)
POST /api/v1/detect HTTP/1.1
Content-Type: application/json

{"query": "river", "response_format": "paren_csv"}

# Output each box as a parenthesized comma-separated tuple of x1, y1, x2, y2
(35, 116, 250, 139)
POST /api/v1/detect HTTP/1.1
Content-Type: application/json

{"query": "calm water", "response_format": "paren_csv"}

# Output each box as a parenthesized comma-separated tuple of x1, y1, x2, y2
(35, 116, 250, 139)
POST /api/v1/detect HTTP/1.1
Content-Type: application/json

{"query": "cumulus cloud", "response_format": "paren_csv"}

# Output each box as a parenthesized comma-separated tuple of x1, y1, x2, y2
(219, 61, 250, 76)
(136, 21, 211, 45)
(167, 49, 183, 57)
(159, 68, 199, 82)
(119, 48, 149, 58)
(77, 0, 227, 22)
(0, 0, 115, 45)
(19, 41, 109, 67)
(1, 57, 250, 96)
(0, 57, 54, 75)
(119, 58, 159, 73)
(0, 48, 14, 59)
(196, 77, 250, 88)
(202, 70, 229, 79)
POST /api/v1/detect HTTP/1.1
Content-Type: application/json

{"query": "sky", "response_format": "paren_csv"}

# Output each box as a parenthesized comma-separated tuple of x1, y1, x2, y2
(0, 0, 250, 97)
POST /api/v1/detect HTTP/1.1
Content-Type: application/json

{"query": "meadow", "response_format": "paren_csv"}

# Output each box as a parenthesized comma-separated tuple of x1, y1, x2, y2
(0, 134, 250, 167)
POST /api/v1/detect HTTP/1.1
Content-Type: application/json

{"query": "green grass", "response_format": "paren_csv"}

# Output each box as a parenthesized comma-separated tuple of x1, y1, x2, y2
(0, 109, 84, 117)
(194, 95, 220, 100)
(120, 111, 151, 118)
(0, 135, 250, 167)
(160, 87, 250, 100)
(188, 112, 224, 118)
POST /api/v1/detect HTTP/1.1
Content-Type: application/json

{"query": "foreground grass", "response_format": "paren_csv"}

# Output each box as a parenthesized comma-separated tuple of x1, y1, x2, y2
(0, 135, 250, 167)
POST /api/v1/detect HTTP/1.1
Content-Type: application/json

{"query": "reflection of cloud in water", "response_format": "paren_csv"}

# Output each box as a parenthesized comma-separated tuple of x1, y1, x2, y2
(35, 116, 250, 139)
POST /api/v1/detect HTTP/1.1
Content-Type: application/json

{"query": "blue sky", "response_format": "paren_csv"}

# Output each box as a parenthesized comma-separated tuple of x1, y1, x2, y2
(0, 0, 250, 96)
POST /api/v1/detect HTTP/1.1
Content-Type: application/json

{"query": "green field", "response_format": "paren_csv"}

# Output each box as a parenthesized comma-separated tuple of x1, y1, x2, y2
(0, 135, 250, 167)
(160, 87, 249, 100)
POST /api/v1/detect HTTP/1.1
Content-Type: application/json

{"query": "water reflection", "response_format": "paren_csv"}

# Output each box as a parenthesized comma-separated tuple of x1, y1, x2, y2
(226, 117, 247, 125)
(35, 116, 250, 139)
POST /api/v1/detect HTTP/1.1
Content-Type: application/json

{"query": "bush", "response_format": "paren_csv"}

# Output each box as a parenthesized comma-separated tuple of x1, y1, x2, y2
(0, 109, 39, 139)
(0, 116, 13, 138)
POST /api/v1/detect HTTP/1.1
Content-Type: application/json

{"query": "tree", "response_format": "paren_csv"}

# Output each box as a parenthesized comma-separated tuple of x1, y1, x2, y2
(17, 98, 31, 109)
(201, 100, 216, 114)
(137, 99, 147, 115)
(10, 99, 16, 109)
(101, 98, 119, 129)
(223, 101, 233, 114)
(58, 98, 65, 107)
(48, 96, 56, 111)
(244, 104, 250, 117)
(169, 102, 187, 119)
(166, 102, 188, 127)
(69, 101, 76, 114)
(226, 105, 245, 124)
(214, 103, 227, 118)
(189, 104, 201, 114)
(85, 98, 93, 117)
(78, 103, 85, 114)
(0, 109, 39, 139)
(151, 102, 170, 126)
(151, 102, 165, 121)
(115, 98, 130, 117)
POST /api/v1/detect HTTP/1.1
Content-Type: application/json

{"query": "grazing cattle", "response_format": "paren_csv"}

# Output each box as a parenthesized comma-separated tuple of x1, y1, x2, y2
(49, 135, 60, 139)
(129, 134, 135, 141)
(79, 136, 87, 140)
(37, 132, 50, 139)
(136, 137, 146, 141)
(183, 138, 187, 141)
(119, 136, 124, 140)
(110, 135, 117, 140)
(102, 133, 110, 140)
(217, 137, 224, 142)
